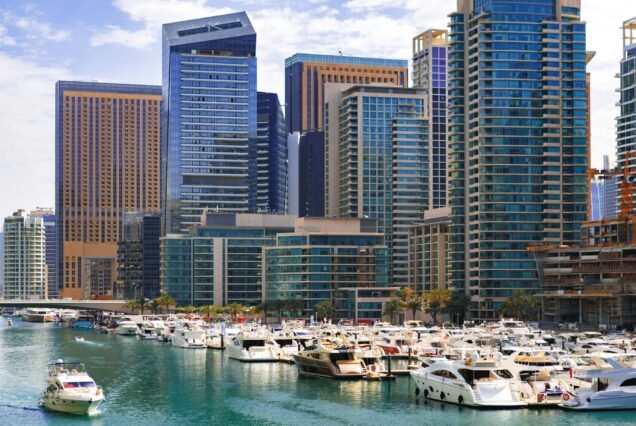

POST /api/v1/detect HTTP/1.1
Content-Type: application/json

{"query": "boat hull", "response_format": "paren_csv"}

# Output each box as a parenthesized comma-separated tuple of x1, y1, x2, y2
(561, 392, 636, 410)
(293, 355, 366, 379)
(40, 395, 103, 416)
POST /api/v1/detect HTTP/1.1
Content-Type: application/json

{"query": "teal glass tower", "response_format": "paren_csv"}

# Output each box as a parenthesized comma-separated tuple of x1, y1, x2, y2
(162, 13, 257, 234)
(447, 0, 589, 319)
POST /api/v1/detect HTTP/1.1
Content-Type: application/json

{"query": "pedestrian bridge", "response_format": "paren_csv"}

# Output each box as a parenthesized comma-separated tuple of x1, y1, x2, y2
(0, 299, 132, 314)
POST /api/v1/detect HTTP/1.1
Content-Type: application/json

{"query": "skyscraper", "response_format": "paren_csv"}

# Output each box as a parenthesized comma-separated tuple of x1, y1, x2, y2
(602, 155, 619, 219)
(325, 84, 430, 285)
(447, 0, 589, 319)
(55, 81, 161, 299)
(413, 29, 448, 209)
(285, 53, 409, 134)
(3, 210, 46, 300)
(30, 209, 57, 299)
(618, 18, 636, 211)
(162, 13, 257, 233)
(256, 92, 288, 213)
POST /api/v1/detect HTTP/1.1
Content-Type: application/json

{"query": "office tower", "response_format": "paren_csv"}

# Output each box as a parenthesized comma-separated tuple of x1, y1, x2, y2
(325, 84, 430, 285)
(602, 155, 619, 219)
(298, 131, 326, 217)
(287, 133, 301, 216)
(162, 13, 257, 233)
(29, 209, 57, 299)
(55, 81, 161, 299)
(590, 181, 602, 221)
(285, 53, 408, 134)
(263, 217, 391, 319)
(447, 0, 589, 319)
(117, 213, 161, 300)
(618, 18, 636, 213)
(256, 92, 288, 213)
(3, 210, 46, 299)
(161, 214, 295, 307)
(413, 29, 448, 208)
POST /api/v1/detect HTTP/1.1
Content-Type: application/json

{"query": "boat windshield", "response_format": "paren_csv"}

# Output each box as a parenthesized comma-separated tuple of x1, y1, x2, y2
(458, 368, 498, 384)
(330, 352, 354, 363)
(63, 381, 96, 388)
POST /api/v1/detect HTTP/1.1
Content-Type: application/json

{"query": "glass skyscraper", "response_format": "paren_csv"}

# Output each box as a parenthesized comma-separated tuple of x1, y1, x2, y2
(618, 18, 636, 209)
(162, 13, 257, 234)
(256, 92, 288, 214)
(448, 0, 589, 319)
(325, 85, 430, 286)
(413, 29, 448, 209)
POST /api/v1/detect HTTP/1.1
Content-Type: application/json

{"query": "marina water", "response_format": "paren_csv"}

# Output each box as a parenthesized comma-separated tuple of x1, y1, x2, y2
(0, 319, 634, 425)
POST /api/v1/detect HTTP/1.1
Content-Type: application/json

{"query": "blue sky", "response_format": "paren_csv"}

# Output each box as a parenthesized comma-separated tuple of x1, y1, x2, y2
(0, 0, 633, 218)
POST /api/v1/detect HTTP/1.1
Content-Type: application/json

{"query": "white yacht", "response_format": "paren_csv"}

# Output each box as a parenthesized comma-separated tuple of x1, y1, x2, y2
(23, 308, 56, 323)
(293, 337, 367, 379)
(39, 360, 104, 416)
(115, 318, 138, 336)
(227, 327, 281, 362)
(411, 354, 526, 408)
(138, 320, 159, 340)
(561, 360, 636, 410)
(171, 320, 206, 349)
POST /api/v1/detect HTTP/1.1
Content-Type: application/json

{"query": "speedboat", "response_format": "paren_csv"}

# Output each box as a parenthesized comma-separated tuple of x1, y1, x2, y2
(293, 337, 367, 379)
(138, 320, 160, 340)
(171, 320, 206, 349)
(74, 336, 85, 342)
(411, 353, 526, 408)
(561, 359, 636, 410)
(39, 360, 104, 415)
(115, 318, 138, 336)
(227, 327, 281, 362)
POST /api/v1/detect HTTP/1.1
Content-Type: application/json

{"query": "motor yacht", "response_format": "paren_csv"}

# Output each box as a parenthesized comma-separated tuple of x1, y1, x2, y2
(411, 353, 526, 408)
(171, 320, 206, 349)
(138, 320, 159, 340)
(39, 360, 104, 416)
(115, 318, 139, 336)
(561, 359, 636, 410)
(23, 308, 56, 323)
(227, 327, 281, 362)
(293, 337, 367, 379)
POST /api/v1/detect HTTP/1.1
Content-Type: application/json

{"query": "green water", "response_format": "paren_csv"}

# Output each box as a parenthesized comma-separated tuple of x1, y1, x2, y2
(0, 319, 634, 425)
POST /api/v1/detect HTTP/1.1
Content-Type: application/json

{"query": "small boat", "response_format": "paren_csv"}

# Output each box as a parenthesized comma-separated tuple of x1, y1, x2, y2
(23, 308, 56, 323)
(6, 319, 13, 327)
(293, 337, 367, 379)
(227, 327, 281, 362)
(561, 359, 636, 410)
(115, 318, 139, 336)
(39, 360, 104, 415)
(74, 336, 85, 342)
(171, 320, 206, 349)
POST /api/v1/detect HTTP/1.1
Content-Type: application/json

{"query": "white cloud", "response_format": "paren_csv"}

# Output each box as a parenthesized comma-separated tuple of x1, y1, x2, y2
(0, 52, 77, 218)
(0, 24, 16, 46)
(0, 10, 71, 42)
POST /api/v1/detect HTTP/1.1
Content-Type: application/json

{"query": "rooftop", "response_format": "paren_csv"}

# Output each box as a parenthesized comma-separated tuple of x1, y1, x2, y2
(285, 53, 407, 69)
(56, 81, 161, 96)
(163, 12, 255, 47)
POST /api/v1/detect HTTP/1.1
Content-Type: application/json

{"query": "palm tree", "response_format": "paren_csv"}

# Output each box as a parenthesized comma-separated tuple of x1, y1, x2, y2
(383, 298, 404, 325)
(423, 289, 452, 325)
(499, 290, 540, 321)
(124, 300, 140, 314)
(155, 294, 176, 313)
(404, 296, 423, 321)
(315, 300, 334, 322)
(398, 287, 415, 301)
(226, 303, 245, 320)
(444, 292, 472, 325)
(284, 297, 303, 318)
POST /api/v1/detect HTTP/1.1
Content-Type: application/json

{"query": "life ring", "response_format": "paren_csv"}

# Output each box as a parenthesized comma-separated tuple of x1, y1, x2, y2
(562, 393, 570, 401)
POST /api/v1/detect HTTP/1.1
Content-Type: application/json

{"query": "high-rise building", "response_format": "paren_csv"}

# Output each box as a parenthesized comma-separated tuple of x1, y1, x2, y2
(29, 209, 57, 299)
(325, 84, 430, 285)
(256, 92, 288, 214)
(590, 181, 602, 221)
(447, 0, 589, 319)
(0, 232, 3, 296)
(162, 13, 257, 233)
(55, 81, 161, 299)
(3, 210, 46, 300)
(284, 53, 409, 134)
(117, 213, 161, 300)
(263, 217, 390, 319)
(409, 207, 450, 293)
(413, 29, 448, 209)
(602, 155, 619, 219)
(618, 18, 636, 211)
(286, 130, 326, 218)
(161, 213, 295, 307)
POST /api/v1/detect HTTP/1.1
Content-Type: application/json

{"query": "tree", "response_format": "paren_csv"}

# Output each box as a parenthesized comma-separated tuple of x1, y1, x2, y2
(398, 287, 415, 301)
(124, 300, 140, 314)
(383, 298, 405, 325)
(423, 289, 452, 325)
(226, 303, 246, 320)
(499, 290, 540, 321)
(198, 305, 220, 322)
(444, 292, 472, 325)
(404, 297, 423, 321)
(315, 300, 335, 321)
(137, 298, 151, 315)
(154, 294, 176, 313)
(284, 297, 303, 318)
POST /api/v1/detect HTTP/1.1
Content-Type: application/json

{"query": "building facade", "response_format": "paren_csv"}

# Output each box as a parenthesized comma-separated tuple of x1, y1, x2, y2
(618, 18, 636, 212)
(284, 53, 408, 133)
(162, 13, 258, 233)
(325, 85, 430, 285)
(55, 81, 161, 299)
(117, 213, 161, 300)
(447, 0, 589, 319)
(602, 155, 619, 220)
(3, 210, 46, 300)
(30, 209, 57, 299)
(409, 207, 450, 293)
(413, 29, 448, 209)
(161, 214, 295, 307)
(263, 218, 390, 318)
(256, 92, 288, 214)
(298, 130, 325, 217)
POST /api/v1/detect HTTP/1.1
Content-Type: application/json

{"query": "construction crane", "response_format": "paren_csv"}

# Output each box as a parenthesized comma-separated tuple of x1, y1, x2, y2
(588, 150, 636, 220)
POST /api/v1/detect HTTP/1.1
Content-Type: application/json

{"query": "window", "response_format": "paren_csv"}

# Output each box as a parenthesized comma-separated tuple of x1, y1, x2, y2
(620, 378, 636, 387)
